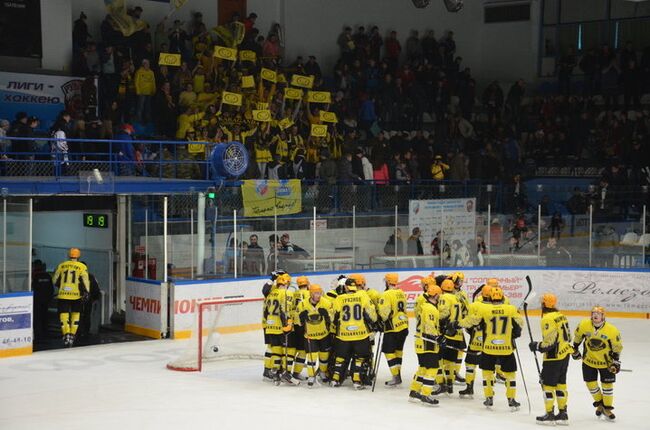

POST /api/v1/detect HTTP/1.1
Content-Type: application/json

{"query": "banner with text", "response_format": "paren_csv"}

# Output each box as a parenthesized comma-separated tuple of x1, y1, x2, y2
(241, 179, 302, 217)
(409, 198, 476, 266)
(125, 279, 168, 339)
(0, 292, 33, 358)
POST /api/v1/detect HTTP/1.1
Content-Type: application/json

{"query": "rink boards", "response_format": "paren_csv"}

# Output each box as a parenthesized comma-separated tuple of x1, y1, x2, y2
(124, 268, 650, 340)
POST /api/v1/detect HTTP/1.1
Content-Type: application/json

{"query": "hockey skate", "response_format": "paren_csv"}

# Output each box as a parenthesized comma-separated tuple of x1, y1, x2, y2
(420, 395, 440, 407)
(508, 398, 521, 412)
(454, 374, 466, 385)
(307, 376, 316, 388)
(458, 383, 474, 399)
(602, 406, 616, 422)
(554, 408, 569, 426)
(594, 401, 603, 417)
(291, 372, 305, 382)
(262, 369, 274, 382)
(483, 397, 494, 408)
(408, 390, 422, 403)
(353, 382, 365, 391)
(535, 411, 555, 425)
(385, 374, 402, 387)
(281, 371, 297, 385)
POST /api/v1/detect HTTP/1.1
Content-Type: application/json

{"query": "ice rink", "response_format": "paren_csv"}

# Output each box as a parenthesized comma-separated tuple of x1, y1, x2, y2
(1, 316, 648, 430)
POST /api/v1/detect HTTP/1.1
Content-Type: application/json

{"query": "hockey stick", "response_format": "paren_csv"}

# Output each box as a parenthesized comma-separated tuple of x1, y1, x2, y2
(523, 302, 542, 379)
(471, 283, 485, 302)
(371, 331, 384, 392)
(513, 341, 531, 415)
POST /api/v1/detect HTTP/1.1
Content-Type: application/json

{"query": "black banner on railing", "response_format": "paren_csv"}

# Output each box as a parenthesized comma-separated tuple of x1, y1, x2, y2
(0, 0, 42, 58)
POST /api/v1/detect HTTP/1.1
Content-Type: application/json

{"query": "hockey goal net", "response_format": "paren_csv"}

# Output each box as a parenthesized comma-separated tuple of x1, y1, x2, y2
(167, 298, 265, 372)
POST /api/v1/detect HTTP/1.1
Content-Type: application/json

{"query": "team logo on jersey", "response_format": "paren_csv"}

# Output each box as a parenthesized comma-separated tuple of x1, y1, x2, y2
(587, 338, 606, 351)
(346, 325, 359, 331)
(491, 339, 505, 345)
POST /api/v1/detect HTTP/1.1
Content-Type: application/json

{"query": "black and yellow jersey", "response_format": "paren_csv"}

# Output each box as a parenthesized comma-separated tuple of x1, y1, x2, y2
(415, 301, 441, 354)
(460, 302, 524, 356)
(378, 288, 409, 333)
(53, 260, 90, 301)
(539, 311, 573, 361)
(296, 297, 332, 340)
(573, 319, 623, 369)
(263, 287, 293, 335)
(333, 291, 377, 341)
(438, 292, 464, 342)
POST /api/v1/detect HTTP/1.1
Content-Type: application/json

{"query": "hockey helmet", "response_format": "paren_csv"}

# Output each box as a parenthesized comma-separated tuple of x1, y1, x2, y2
(489, 286, 504, 302)
(541, 293, 558, 309)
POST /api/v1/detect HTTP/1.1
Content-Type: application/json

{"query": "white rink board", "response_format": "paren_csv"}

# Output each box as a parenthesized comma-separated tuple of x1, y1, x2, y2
(125, 279, 168, 339)
(169, 268, 650, 338)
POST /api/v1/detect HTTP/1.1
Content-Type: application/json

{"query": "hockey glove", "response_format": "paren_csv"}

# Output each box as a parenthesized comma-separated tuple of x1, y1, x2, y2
(445, 321, 459, 337)
(571, 344, 582, 360)
(528, 341, 539, 352)
(512, 322, 522, 339)
(282, 318, 293, 333)
(318, 307, 329, 318)
(609, 360, 621, 374)
(299, 310, 309, 326)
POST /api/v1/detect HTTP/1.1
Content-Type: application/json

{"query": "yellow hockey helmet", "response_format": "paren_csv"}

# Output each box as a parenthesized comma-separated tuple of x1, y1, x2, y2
(420, 276, 436, 291)
(385, 273, 398, 285)
(349, 274, 366, 288)
(276, 273, 291, 286)
(541, 293, 558, 309)
(481, 284, 493, 299)
(441, 279, 455, 292)
(487, 278, 499, 288)
(591, 306, 606, 317)
(426, 284, 442, 298)
(309, 284, 322, 293)
(489, 286, 504, 302)
(296, 276, 310, 288)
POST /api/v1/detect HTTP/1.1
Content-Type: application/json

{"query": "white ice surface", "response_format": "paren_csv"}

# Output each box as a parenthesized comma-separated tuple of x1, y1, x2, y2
(0, 317, 648, 430)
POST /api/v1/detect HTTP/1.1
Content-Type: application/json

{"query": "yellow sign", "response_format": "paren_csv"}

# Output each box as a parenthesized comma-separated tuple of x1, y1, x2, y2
(291, 74, 314, 89)
(320, 111, 338, 123)
(279, 118, 294, 130)
(242, 180, 302, 217)
(307, 91, 331, 104)
(241, 75, 255, 88)
(260, 68, 277, 83)
(158, 53, 181, 67)
(284, 87, 303, 100)
(239, 50, 257, 62)
(214, 46, 238, 61)
(256, 102, 269, 110)
(187, 143, 205, 154)
(311, 124, 328, 137)
(252, 110, 272, 122)
(222, 91, 243, 106)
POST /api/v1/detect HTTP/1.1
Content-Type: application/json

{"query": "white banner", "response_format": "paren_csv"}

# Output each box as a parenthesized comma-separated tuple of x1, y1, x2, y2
(169, 268, 650, 338)
(0, 292, 33, 358)
(409, 199, 476, 266)
(125, 279, 168, 339)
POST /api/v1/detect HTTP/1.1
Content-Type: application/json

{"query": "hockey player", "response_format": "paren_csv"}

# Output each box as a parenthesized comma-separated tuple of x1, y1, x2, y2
(572, 306, 623, 421)
(262, 273, 295, 384)
(438, 279, 466, 394)
(290, 276, 311, 380)
(379, 273, 409, 387)
(349, 273, 381, 385)
(52, 248, 90, 347)
(349, 274, 380, 307)
(458, 286, 523, 410)
(451, 272, 469, 385)
(297, 284, 333, 387)
(262, 270, 287, 381)
(331, 278, 378, 389)
(409, 283, 445, 406)
(528, 293, 572, 425)
(415, 276, 437, 316)
(458, 284, 492, 398)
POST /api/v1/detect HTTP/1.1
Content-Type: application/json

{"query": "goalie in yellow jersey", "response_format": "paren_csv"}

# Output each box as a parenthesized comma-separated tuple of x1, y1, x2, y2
(331, 278, 378, 389)
(458, 286, 524, 410)
(572, 306, 623, 422)
(378, 273, 409, 387)
(53, 248, 90, 347)
(528, 293, 573, 425)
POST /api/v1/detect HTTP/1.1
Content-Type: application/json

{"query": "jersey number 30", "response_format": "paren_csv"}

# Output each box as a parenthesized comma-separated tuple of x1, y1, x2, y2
(342, 304, 362, 321)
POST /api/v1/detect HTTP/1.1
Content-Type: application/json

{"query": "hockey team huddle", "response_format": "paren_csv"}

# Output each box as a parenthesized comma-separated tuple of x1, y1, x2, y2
(261, 270, 624, 425)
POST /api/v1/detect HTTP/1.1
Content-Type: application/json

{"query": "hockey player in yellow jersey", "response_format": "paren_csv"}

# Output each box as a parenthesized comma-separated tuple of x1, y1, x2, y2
(415, 276, 436, 316)
(528, 293, 573, 425)
(53, 248, 90, 347)
(438, 279, 466, 394)
(409, 283, 445, 406)
(378, 273, 409, 387)
(262, 270, 287, 381)
(458, 283, 492, 399)
(459, 286, 524, 410)
(290, 276, 312, 381)
(331, 278, 378, 389)
(297, 284, 333, 387)
(262, 273, 296, 385)
(451, 272, 469, 316)
(572, 306, 623, 421)
(349, 274, 380, 308)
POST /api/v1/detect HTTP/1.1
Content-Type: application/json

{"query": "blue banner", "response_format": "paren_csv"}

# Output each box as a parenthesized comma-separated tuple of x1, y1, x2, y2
(0, 313, 31, 330)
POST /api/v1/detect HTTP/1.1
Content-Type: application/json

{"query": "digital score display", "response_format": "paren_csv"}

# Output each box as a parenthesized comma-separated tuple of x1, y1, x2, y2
(83, 213, 108, 228)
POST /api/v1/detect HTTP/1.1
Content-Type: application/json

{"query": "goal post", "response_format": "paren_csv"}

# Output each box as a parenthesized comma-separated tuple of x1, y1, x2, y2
(167, 297, 265, 372)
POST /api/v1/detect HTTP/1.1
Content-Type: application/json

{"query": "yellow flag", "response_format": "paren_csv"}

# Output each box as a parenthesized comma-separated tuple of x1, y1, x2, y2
(222, 91, 243, 106)
(279, 118, 294, 130)
(252, 110, 272, 122)
(277, 74, 287, 84)
(239, 50, 257, 62)
(260, 68, 277, 83)
(320, 111, 338, 123)
(214, 46, 238, 61)
(311, 124, 328, 137)
(241, 75, 255, 88)
(284, 87, 303, 100)
(158, 53, 181, 67)
(187, 142, 205, 154)
(291, 74, 314, 89)
(241, 179, 302, 217)
(307, 91, 331, 104)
